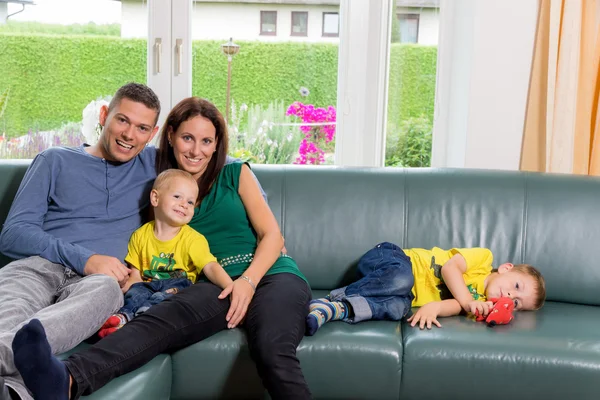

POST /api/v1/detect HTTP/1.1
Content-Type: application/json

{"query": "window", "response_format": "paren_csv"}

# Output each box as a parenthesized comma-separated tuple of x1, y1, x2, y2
(322, 12, 339, 37)
(385, 7, 438, 168)
(260, 11, 277, 36)
(398, 14, 419, 44)
(291, 11, 308, 37)
(0, 0, 148, 160)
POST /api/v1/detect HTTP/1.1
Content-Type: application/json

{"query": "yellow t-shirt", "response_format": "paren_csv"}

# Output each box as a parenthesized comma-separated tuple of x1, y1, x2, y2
(405, 247, 493, 307)
(125, 222, 217, 283)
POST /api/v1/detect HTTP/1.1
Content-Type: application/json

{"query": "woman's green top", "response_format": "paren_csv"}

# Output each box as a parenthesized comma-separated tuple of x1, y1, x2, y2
(189, 162, 307, 283)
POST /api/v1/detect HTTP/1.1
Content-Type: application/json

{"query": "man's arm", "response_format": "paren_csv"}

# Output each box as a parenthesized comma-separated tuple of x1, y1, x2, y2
(0, 154, 95, 274)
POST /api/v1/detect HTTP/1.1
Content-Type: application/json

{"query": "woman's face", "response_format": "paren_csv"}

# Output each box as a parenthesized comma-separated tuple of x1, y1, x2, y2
(169, 115, 218, 180)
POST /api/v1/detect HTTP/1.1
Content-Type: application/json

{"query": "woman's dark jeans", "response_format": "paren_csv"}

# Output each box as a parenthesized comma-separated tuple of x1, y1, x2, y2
(65, 273, 312, 400)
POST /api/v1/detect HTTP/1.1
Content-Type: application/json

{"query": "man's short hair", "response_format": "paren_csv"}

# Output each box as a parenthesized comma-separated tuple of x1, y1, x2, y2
(108, 82, 161, 124)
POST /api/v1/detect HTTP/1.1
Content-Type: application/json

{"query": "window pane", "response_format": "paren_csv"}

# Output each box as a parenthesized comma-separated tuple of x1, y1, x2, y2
(323, 12, 339, 36)
(386, 2, 439, 167)
(261, 11, 276, 34)
(0, 0, 148, 160)
(292, 12, 308, 35)
(398, 14, 419, 43)
(192, 3, 340, 165)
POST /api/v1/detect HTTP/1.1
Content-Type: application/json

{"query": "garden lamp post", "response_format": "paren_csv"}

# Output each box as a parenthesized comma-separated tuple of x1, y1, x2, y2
(220, 37, 240, 123)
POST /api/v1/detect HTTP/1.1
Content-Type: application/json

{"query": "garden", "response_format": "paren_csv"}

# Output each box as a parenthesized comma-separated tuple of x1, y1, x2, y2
(0, 27, 435, 166)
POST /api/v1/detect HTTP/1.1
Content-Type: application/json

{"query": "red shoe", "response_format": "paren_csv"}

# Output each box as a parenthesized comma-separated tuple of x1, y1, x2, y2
(101, 315, 123, 330)
(98, 327, 119, 338)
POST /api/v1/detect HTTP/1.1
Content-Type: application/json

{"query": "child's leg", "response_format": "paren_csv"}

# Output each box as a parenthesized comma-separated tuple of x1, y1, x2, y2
(306, 242, 414, 335)
(99, 283, 152, 337)
(134, 278, 192, 317)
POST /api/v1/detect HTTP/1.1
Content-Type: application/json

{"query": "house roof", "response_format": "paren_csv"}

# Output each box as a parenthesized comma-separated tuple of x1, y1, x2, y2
(0, 0, 35, 4)
(192, 0, 439, 6)
(193, 0, 340, 4)
(397, 0, 439, 7)
(114, 0, 439, 7)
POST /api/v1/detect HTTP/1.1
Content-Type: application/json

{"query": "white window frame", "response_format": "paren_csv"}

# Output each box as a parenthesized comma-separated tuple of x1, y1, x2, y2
(148, 0, 400, 168)
(335, 0, 393, 167)
(431, 0, 538, 170)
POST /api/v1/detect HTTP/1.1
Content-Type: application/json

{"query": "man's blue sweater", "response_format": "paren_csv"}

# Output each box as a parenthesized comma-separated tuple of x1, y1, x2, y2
(0, 145, 156, 275)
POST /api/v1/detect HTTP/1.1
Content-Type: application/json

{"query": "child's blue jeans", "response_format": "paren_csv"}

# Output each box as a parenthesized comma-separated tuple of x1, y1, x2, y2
(119, 277, 192, 322)
(330, 242, 414, 323)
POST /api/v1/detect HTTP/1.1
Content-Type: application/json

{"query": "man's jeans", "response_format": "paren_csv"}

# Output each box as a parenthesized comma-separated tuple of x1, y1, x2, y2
(0, 257, 123, 400)
(330, 242, 414, 323)
(119, 278, 192, 321)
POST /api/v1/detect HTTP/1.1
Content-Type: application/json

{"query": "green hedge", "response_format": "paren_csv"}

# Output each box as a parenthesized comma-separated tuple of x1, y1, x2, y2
(387, 43, 438, 128)
(0, 33, 146, 137)
(0, 34, 436, 138)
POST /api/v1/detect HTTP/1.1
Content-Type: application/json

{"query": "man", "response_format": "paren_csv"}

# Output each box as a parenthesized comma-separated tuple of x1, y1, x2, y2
(0, 82, 161, 400)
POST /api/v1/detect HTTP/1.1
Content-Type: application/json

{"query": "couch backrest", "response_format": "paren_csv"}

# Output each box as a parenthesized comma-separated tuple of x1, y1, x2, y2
(0, 160, 29, 268)
(1, 160, 599, 306)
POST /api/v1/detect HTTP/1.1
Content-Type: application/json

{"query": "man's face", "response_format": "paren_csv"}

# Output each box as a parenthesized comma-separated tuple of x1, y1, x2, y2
(97, 98, 159, 163)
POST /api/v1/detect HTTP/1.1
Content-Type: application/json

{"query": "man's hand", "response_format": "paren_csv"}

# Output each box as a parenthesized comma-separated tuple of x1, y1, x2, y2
(84, 255, 130, 286)
(464, 300, 494, 317)
(407, 302, 443, 329)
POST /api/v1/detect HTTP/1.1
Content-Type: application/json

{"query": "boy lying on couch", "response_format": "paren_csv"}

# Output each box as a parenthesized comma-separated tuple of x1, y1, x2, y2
(306, 242, 546, 334)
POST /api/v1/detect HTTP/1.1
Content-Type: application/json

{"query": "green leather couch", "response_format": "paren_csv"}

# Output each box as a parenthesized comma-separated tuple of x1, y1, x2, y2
(2, 160, 600, 400)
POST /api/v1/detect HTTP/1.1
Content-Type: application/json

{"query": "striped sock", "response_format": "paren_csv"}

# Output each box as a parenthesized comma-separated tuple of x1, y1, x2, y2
(309, 295, 331, 312)
(305, 298, 348, 336)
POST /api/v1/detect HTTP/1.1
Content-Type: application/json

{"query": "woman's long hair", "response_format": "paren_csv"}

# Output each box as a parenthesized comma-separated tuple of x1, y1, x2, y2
(155, 97, 229, 201)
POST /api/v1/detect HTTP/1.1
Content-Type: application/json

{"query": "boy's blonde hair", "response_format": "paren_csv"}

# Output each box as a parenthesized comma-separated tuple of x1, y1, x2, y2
(153, 169, 198, 193)
(513, 264, 546, 310)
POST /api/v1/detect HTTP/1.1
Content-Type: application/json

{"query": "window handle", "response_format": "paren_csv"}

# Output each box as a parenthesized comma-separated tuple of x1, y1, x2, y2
(176, 39, 183, 75)
(154, 38, 162, 74)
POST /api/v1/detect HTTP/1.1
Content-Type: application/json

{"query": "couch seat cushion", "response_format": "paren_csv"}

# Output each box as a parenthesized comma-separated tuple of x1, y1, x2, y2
(170, 290, 403, 400)
(400, 301, 600, 400)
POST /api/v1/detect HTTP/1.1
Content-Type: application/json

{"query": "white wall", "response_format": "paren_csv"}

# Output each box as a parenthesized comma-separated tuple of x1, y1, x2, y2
(0, 3, 7, 24)
(417, 8, 439, 45)
(121, 0, 339, 42)
(432, 0, 538, 170)
(121, 0, 147, 39)
(192, 3, 339, 42)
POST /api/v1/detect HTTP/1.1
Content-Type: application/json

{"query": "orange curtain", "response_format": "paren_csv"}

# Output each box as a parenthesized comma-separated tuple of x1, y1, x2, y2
(520, 0, 600, 175)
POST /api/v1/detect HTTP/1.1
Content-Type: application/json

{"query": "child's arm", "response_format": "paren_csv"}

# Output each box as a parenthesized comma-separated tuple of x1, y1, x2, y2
(441, 254, 493, 316)
(407, 299, 462, 329)
(121, 267, 143, 294)
(202, 262, 234, 290)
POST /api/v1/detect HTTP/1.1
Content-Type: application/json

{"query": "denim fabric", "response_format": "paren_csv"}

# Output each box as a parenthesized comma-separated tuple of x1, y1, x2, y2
(119, 278, 192, 321)
(0, 257, 123, 400)
(330, 242, 414, 323)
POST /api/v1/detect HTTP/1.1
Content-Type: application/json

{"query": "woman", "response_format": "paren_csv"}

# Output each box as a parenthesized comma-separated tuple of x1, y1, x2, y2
(12, 98, 312, 400)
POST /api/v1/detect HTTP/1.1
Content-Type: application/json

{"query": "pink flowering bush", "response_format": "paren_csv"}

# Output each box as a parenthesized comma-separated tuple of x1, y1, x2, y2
(286, 101, 336, 165)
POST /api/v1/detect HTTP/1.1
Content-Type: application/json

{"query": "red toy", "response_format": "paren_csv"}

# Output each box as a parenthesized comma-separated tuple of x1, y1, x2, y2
(475, 297, 514, 327)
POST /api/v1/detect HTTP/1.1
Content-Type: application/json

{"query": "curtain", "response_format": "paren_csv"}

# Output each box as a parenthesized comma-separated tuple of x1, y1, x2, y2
(520, 0, 600, 175)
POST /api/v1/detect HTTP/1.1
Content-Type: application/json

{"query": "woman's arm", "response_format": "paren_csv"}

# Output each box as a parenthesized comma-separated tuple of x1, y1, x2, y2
(238, 164, 284, 285)
(219, 164, 284, 328)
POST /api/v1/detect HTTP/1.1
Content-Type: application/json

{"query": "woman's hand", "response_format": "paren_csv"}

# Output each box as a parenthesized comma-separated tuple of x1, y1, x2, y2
(218, 278, 255, 328)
